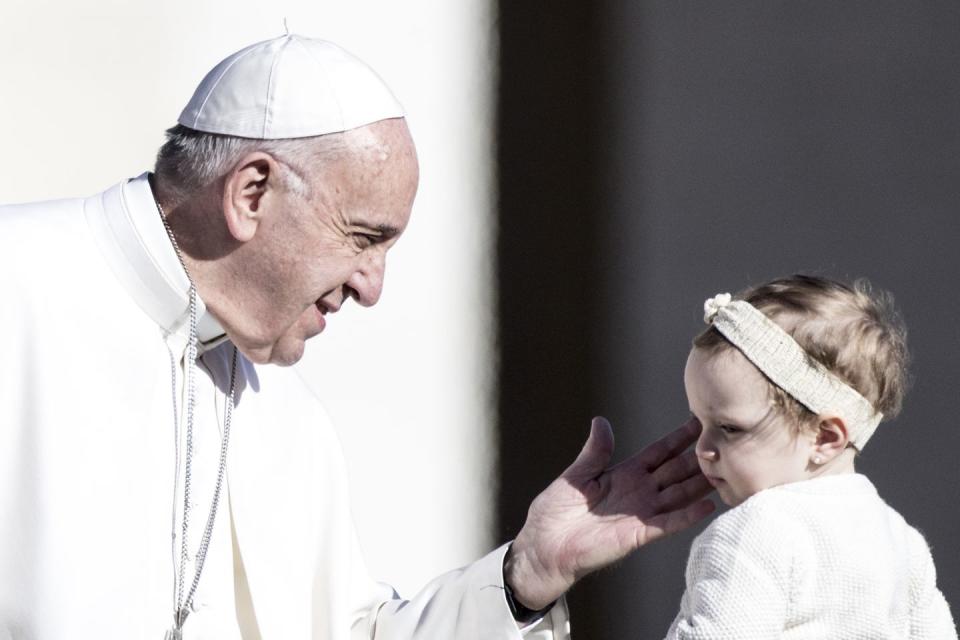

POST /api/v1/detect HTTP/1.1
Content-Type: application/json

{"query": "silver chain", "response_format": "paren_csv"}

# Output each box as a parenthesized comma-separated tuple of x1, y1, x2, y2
(157, 200, 238, 636)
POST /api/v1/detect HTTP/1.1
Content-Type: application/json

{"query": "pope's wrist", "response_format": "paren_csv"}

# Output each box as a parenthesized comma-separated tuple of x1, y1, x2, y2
(502, 541, 565, 615)
(503, 572, 555, 624)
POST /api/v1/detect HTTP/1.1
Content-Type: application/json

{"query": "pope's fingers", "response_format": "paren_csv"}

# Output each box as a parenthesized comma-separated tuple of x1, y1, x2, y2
(562, 416, 615, 481)
(649, 449, 702, 490)
(640, 498, 716, 544)
(635, 417, 703, 472)
(655, 472, 713, 514)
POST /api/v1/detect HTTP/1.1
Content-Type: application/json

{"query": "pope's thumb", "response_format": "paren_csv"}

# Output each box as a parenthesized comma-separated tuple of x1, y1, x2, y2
(565, 416, 615, 479)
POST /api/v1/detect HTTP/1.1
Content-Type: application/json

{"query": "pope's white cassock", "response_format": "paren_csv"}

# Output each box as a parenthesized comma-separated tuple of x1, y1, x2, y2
(0, 174, 571, 639)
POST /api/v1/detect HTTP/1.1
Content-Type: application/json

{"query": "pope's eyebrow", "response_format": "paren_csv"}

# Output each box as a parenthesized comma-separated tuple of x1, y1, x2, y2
(373, 224, 401, 239)
(354, 222, 401, 240)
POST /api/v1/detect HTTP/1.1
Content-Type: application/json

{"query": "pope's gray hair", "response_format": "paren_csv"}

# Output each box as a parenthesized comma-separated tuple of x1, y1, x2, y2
(153, 124, 347, 206)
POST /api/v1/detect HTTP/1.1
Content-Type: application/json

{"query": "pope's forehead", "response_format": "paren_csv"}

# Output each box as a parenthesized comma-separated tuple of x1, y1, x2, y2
(327, 122, 419, 192)
(303, 121, 415, 188)
(346, 119, 415, 157)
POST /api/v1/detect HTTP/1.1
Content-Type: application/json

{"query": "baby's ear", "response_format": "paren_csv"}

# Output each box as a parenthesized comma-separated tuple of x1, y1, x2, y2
(811, 416, 849, 464)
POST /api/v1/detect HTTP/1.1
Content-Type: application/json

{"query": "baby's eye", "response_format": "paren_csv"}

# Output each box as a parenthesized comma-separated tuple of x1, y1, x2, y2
(718, 424, 742, 435)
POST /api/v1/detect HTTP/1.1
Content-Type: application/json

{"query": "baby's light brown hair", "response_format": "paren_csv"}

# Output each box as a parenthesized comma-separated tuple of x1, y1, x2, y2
(693, 274, 910, 434)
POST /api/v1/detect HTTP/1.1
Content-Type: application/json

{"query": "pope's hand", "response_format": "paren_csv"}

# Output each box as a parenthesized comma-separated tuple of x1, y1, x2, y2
(504, 416, 714, 611)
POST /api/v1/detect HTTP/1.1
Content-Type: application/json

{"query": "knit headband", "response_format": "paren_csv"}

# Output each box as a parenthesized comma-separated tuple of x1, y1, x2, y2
(703, 293, 882, 451)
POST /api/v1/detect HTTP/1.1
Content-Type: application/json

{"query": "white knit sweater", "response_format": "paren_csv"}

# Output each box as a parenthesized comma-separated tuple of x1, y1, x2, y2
(665, 474, 956, 639)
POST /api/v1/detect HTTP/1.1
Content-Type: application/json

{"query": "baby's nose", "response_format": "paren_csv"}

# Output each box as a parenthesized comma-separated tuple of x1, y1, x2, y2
(697, 449, 718, 461)
(695, 436, 718, 461)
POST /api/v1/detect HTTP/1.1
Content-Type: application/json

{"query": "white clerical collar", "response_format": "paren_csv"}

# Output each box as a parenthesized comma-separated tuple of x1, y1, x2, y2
(84, 172, 227, 348)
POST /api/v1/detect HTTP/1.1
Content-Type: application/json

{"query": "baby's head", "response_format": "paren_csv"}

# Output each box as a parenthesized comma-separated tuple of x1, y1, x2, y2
(685, 274, 909, 507)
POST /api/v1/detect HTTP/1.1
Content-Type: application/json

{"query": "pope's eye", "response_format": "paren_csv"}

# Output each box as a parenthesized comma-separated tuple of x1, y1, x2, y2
(354, 233, 379, 248)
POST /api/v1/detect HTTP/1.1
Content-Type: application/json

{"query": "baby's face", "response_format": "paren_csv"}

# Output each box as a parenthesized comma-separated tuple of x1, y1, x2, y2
(684, 347, 817, 507)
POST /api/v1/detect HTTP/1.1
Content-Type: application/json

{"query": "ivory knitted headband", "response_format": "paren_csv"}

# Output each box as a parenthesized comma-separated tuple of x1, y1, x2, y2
(703, 293, 882, 450)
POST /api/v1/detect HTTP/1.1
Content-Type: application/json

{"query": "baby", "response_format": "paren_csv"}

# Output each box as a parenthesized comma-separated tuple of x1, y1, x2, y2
(665, 274, 956, 638)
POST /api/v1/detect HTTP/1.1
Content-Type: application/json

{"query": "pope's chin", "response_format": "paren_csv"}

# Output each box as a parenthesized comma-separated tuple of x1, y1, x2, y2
(219, 306, 325, 366)
(225, 325, 314, 367)
(267, 339, 308, 366)
(231, 335, 307, 366)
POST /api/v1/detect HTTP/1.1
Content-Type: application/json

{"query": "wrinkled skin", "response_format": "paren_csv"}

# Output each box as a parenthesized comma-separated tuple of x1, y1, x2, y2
(166, 118, 419, 366)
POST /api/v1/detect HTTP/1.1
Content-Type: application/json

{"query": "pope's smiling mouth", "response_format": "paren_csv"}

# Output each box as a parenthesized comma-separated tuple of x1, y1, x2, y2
(314, 299, 341, 333)
(315, 294, 342, 315)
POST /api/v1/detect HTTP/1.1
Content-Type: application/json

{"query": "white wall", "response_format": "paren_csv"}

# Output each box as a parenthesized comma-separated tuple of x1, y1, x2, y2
(0, 1, 496, 596)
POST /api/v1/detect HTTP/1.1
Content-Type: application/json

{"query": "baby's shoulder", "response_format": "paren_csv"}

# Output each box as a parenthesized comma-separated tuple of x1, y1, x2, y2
(684, 493, 806, 588)
(704, 489, 804, 537)
(897, 517, 937, 567)
(693, 491, 805, 559)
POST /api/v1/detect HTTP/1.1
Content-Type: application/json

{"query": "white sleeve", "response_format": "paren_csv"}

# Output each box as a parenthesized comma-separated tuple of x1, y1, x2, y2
(663, 504, 794, 639)
(907, 528, 958, 640)
(350, 543, 570, 640)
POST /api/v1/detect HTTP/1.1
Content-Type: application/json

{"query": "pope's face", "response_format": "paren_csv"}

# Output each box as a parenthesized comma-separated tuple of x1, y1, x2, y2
(684, 346, 816, 507)
(224, 119, 419, 365)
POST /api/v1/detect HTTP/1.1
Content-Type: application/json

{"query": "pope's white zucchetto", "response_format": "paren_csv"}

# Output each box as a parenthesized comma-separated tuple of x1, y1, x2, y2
(178, 34, 405, 140)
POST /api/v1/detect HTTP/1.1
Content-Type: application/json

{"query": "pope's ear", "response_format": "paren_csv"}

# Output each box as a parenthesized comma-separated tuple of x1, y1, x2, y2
(813, 416, 849, 461)
(222, 152, 277, 243)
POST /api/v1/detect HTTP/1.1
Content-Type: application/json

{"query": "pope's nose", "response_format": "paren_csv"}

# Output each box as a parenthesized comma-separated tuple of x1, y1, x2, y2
(346, 253, 386, 307)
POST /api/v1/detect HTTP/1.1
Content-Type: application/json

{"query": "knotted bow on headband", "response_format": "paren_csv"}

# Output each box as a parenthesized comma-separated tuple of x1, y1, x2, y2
(702, 293, 882, 450)
(703, 293, 732, 324)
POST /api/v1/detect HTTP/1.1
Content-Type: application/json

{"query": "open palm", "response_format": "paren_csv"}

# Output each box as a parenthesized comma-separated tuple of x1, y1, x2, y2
(505, 417, 714, 610)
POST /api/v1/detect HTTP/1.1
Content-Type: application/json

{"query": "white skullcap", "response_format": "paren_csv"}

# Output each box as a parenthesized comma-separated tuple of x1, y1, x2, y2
(178, 34, 405, 139)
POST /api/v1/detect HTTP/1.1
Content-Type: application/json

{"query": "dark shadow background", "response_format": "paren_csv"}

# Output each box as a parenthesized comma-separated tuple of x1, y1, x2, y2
(497, 2, 960, 637)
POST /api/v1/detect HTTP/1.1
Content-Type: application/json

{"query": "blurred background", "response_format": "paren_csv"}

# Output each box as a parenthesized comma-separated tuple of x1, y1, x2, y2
(2, 1, 958, 637)
(498, 1, 960, 636)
